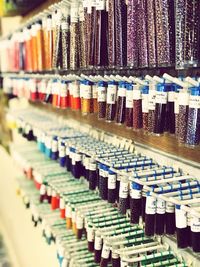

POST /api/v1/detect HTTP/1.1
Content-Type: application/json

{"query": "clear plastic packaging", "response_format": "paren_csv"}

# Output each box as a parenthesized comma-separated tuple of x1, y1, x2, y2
(141, 86, 149, 131)
(125, 83, 133, 128)
(106, 81, 117, 122)
(116, 81, 126, 124)
(133, 84, 142, 130)
(97, 81, 107, 119)
(186, 87, 200, 146)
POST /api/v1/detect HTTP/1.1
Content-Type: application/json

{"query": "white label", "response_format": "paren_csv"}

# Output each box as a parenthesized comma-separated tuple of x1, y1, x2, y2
(92, 84, 98, 98)
(145, 195, 156, 215)
(40, 184, 46, 195)
(99, 169, 107, 177)
(59, 146, 66, 157)
(142, 94, 149, 113)
(155, 91, 167, 104)
(84, 85, 92, 99)
(191, 216, 200, 232)
(72, 211, 76, 222)
(189, 95, 200, 109)
(112, 252, 119, 259)
(156, 198, 166, 214)
(83, 0, 88, 8)
(66, 147, 70, 156)
(119, 181, 129, 199)
(74, 153, 82, 162)
(133, 89, 141, 100)
(40, 80, 47, 94)
(60, 83, 68, 97)
(168, 91, 175, 102)
(102, 244, 110, 259)
(121, 261, 128, 267)
(47, 186, 52, 196)
(96, 0, 106, 10)
(126, 90, 133, 108)
(76, 216, 84, 229)
(178, 91, 189, 106)
(94, 236, 102, 250)
(52, 139, 58, 152)
(60, 198, 65, 209)
(166, 202, 175, 213)
(45, 136, 52, 149)
(46, 18, 52, 30)
(175, 208, 187, 228)
(107, 85, 117, 104)
(89, 163, 96, 171)
(71, 5, 79, 23)
(72, 83, 80, 98)
(52, 190, 56, 197)
(108, 174, 116, 189)
(98, 87, 106, 102)
(65, 205, 72, 217)
(61, 21, 68, 30)
(79, 5, 85, 21)
(118, 87, 126, 97)
(87, 227, 95, 242)
(148, 90, 156, 110)
(174, 92, 179, 114)
(130, 188, 141, 199)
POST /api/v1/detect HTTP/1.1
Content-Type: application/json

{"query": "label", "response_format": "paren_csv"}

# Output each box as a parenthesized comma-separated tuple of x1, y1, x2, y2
(59, 146, 66, 158)
(65, 205, 72, 217)
(189, 95, 200, 109)
(96, 0, 106, 10)
(89, 163, 96, 171)
(45, 136, 52, 149)
(72, 211, 76, 222)
(98, 87, 106, 102)
(119, 181, 129, 199)
(52, 139, 58, 152)
(60, 198, 65, 209)
(40, 80, 47, 94)
(72, 83, 80, 98)
(92, 84, 98, 99)
(84, 85, 92, 99)
(130, 188, 141, 199)
(60, 83, 68, 97)
(108, 174, 116, 189)
(79, 5, 85, 22)
(191, 216, 200, 232)
(118, 87, 126, 97)
(148, 90, 156, 110)
(87, 227, 94, 242)
(126, 90, 133, 108)
(40, 184, 46, 195)
(133, 89, 141, 100)
(166, 202, 175, 213)
(83, 0, 88, 8)
(46, 18, 52, 31)
(76, 216, 84, 229)
(156, 198, 166, 214)
(47, 186, 52, 196)
(112, 252, 119, 259)
(107, 85, 117, 104)
(142, 94, 149, 113)
(178, 91, 189, 106)
(174, 92, 179, 114)
(74, 153, 82, 162)
(94, 236, 102, 250)
(145, 195, 156, 215)
(102, 244, 110, 259)
(46, 81, 52, 94)
(66, 147, 70, 156)
(61, 21, 68, 30)
(71, 5, 79, 23)
(175, 208, 187, 228)
(168, 91, 175, 102)
(99, 169, 107, 177)
(155, 91, 167, 104)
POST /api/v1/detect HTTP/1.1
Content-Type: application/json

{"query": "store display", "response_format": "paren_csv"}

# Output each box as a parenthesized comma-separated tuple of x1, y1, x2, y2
(1, 1, 200, 267)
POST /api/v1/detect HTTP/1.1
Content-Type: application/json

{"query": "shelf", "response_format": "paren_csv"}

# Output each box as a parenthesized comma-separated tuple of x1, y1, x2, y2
(2, 66, 200, 77)
(30, 101, 200, 164)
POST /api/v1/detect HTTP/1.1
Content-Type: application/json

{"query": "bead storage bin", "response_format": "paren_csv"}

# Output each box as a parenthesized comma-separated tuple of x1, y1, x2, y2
(8, 106, 200, 261)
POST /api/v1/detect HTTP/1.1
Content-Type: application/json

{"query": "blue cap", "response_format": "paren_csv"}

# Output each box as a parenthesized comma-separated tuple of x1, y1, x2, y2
(142, 86, 149, 94)
(190, 87, 200, 96)
(98, 81, 107, 87)
(156, 83, 167, 92)
(108, 81, 117, 86)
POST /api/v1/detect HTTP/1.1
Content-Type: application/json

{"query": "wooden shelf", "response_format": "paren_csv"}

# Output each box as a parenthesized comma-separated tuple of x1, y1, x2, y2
(30, 102, 200, 164)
